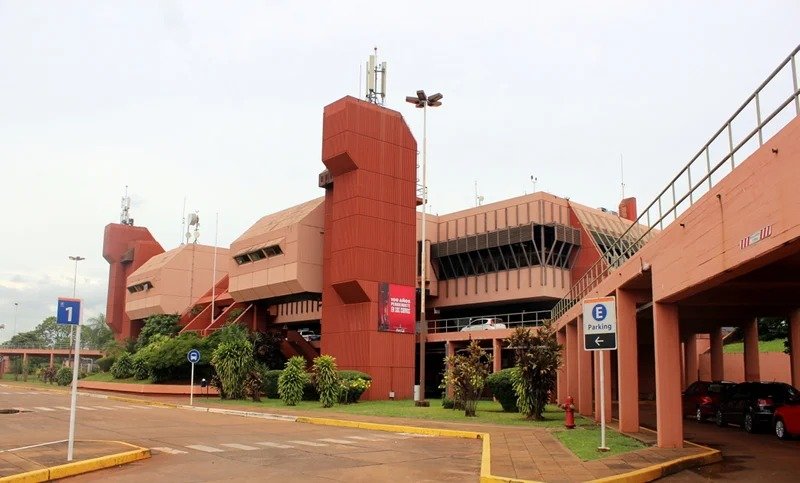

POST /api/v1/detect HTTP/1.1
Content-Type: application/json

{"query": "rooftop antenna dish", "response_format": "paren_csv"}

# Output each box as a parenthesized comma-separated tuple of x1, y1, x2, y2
(531, 175, 538, 193)
(365, 47, 387, 105)
(186, 211, 200, 244)
(120, 185, 134, 226)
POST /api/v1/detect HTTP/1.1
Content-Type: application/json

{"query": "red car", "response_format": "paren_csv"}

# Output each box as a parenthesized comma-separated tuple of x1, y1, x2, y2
(682, 380, 736, 422)
(774, 402, 800, 439)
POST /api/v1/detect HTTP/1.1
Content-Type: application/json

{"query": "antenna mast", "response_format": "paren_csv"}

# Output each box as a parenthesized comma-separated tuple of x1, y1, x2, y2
(365, 47, 387, 105)
(620, 154, 625, 199)
(120, 185, 134, 226)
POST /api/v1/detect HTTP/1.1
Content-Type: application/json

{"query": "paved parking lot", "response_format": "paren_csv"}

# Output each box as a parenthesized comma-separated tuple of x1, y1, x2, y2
(0, 385, 480, 482)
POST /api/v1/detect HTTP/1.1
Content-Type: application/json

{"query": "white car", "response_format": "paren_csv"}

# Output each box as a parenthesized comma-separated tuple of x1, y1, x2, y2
(297, 329, 320, 341)
(460, 317, 507, 331)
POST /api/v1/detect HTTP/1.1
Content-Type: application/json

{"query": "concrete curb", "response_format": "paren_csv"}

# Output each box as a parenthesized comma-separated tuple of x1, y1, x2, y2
(0, 441, 150, 483)
(587, 440, 722, 483)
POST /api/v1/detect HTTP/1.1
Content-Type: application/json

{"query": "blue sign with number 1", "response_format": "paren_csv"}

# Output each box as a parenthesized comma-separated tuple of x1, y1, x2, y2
(57, 298, 82, 325)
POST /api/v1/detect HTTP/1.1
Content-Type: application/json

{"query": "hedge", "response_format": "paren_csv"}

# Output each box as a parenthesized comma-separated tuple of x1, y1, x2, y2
(486, 368, 518, 412)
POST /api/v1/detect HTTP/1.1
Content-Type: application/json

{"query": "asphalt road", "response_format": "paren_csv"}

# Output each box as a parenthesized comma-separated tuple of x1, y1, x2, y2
(0, 385, 481, 482)
(658, 415, 800, 481)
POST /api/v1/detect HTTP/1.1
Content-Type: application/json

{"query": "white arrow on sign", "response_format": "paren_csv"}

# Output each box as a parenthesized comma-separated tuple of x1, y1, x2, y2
(595, 336, 604, 346)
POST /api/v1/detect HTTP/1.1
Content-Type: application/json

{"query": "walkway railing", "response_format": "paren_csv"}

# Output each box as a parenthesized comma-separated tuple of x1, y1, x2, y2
(0, 342, 106, 351)
(551, 44, 800, 322)
(418, 310, 551, 334)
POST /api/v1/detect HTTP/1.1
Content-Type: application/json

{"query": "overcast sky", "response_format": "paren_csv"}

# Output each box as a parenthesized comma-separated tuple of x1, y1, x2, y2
(1, 1, 798, 340)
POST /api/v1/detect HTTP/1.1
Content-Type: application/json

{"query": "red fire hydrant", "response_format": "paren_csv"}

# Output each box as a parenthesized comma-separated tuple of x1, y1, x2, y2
(560, 395, 576, 429)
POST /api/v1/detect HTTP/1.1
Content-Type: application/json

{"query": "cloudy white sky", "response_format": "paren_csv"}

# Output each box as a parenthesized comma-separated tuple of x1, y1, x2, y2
(0, 1, 798, 340)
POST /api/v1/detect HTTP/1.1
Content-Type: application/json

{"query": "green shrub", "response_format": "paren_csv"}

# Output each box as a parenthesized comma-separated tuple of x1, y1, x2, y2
(110, 352, 134, 379)
(211, 335, 254, 400)
(96, 356, 116, 372)
(244, 369, 263, 402)
(131, 352, 149, 380)
(339, 370, 372, 403)
(302, 381, 319, 401)
(56, 366, 73, 386)
(313, 355, 340, 408)
(263, 370, 282, 398)
(486, 368, 519, 412)
(278, 356, 309, 406)
(441, 396, 455, 409)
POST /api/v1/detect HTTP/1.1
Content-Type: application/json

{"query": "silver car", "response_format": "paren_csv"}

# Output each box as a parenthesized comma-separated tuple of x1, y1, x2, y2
(460, 317, 507, 331)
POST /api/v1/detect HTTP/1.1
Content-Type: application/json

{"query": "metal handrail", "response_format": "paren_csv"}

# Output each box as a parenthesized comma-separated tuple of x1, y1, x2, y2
(0, 342, 106, 350)
(551, 44, 800, 322)
(418, 310, 551, 334)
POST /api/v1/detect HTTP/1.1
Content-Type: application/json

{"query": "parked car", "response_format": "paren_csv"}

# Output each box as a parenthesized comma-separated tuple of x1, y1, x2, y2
(297, 329, 320, 342)
(460, 317, 507, 332)
(682, 380, 736, 422)
(715, 382, 800, 433)
(774, 402, 800, 439)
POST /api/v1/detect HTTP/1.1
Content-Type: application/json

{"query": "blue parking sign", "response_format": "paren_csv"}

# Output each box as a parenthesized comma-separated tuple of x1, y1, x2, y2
(57, 298, 82, 325)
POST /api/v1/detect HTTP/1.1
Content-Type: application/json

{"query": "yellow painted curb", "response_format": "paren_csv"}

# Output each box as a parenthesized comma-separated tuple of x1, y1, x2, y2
(587, 440, 721, 483)
(0, 441, 150, 483)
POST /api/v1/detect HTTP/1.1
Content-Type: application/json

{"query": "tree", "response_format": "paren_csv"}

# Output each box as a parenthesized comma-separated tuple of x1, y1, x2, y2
(279, 356, 309, 406)
(507, 322, 562, 420)
(442, 340, 492, 417)
(211, 331, 255, 400)
(136, 314, 181, 350)
(313, 355, 340, 408)
(81, 314, 114, 350)
(1, 317, 69, 348)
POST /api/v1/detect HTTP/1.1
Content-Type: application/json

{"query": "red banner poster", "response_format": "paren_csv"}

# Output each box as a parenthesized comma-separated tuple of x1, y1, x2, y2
(378, 282, 416, 333)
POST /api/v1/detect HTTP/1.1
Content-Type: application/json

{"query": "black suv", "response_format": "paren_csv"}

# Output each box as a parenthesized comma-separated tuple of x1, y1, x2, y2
(715, 382, 800, 433)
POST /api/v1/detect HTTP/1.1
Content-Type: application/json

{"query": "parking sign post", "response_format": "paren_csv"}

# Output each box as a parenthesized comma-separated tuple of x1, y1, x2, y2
(57, 297, 82, 461)
(583, 296, 617, 452)
(187, 349, 200, 406)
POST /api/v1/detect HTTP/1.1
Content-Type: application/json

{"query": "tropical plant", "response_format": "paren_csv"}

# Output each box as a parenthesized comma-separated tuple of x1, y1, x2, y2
(40, 366, 57, 384)
(226, 307, 245, 324)
(339, 370, 372, 404)
(278, 356, 309, 406)
(211, 334, 254, 400)
(507, 322, 561, 420)
(56, 366, 73, 386)
(312, 355, 340, 408)
(96, 355, 116, 372)
(244, 369, 264, 402)
(442, 341, 492, 417)
(81, 314, 114, 349)
(486, 368, 518, 412)
(252, 331, 287, 370)
(110, 352, 134, 379)
(262, 369, 283, 398)
(136, 314, 181, 350)
(131, 352, 150, 380)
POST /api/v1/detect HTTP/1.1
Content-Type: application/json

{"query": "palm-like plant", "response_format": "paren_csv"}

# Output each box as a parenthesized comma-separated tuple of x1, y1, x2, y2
(313, 355, 340, 408)
(507, 322, 562, 420)
(279, 356, 309, 406)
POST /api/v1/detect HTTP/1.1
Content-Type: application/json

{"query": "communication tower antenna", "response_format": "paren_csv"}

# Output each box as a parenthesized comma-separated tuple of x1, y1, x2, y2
(620, 153, 626, 199)
(474, 180, 484, 207)
(120, 185, 134, 226)
(365, 47, 387, 105)
(186, 211, 200, 244)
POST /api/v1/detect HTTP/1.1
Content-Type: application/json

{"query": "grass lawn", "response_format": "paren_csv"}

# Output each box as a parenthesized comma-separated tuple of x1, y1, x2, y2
(723, 339, 787, 353)
(554, 425, 645, 460)
(0, 373, 63, 388)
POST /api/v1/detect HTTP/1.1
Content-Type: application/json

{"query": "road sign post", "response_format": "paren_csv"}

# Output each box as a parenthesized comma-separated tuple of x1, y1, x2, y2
(583, 296, 617, 452)
(187, 349, 200, 406)
(57, 297, 82, 461)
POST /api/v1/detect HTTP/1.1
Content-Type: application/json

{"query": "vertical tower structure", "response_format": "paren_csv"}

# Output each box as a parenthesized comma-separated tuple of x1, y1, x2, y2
(320, 96, 418, 400)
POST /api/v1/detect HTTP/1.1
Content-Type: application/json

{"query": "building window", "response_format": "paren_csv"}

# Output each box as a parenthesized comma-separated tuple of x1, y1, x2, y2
(127, 281, 154, 293)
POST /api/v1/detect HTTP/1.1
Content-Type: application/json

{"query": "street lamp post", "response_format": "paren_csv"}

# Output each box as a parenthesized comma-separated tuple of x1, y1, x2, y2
(13, 302, 18, 338)
(67, 256, 84, 361)
(405, 90, 443, 406)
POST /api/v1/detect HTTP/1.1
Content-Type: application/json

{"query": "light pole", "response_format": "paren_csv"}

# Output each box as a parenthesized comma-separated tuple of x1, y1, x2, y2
(405, 89, 443, 406)
(13, 302, 18, 338)
(67, 256, 84, 359)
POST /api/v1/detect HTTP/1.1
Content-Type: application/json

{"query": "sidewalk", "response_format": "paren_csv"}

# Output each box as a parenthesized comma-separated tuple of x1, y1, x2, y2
(0, 440, 149, 480)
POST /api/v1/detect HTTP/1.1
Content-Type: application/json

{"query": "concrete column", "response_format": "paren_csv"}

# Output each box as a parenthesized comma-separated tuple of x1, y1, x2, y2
(566, 321, 579, 401)
(710, 327, 724, 381)
(576, 316, 593, 416)
(22, 353, 28, 367)
(791, 310, 800, 389)
(556, 329, 567, 403)
(653, 302, 683, 448)
(49, 353, 55, 368)
(492, 338, 502, 373)
(743, 318, 761, 382)
(593, 351, 612, 423)
(445, 341, 455, 398)
(684, 334, 698, 389)
(616, 288, 640, 433)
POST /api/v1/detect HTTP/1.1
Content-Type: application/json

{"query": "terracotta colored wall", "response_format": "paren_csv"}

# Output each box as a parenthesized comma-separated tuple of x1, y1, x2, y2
(320, 96, 417, 400)
(698, 352, 790, 383)
(568, 205, 603, 285)
(102, 223, 164, 341)
(125, 244, 230, 320)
